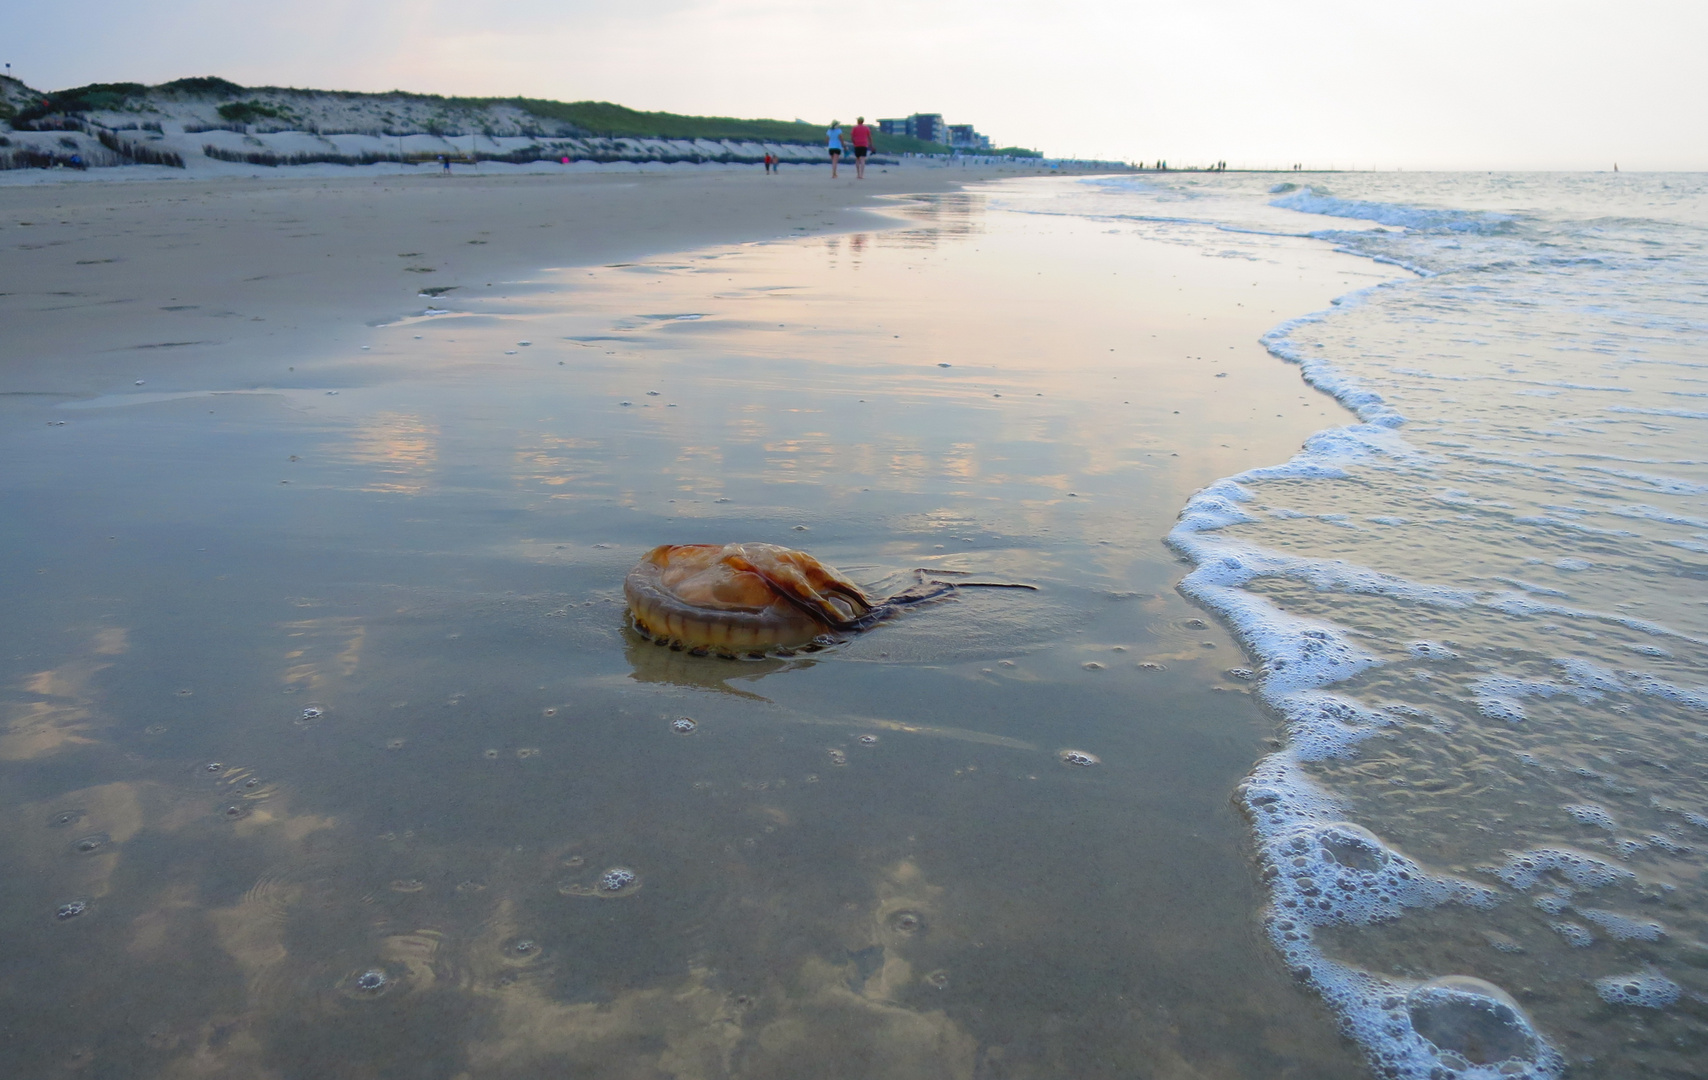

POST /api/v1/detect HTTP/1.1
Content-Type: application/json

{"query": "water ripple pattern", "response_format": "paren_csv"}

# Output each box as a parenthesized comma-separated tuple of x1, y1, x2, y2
(1047, 172, 1708, 1079)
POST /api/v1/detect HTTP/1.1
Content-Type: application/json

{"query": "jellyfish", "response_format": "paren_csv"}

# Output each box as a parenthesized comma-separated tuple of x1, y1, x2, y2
(624, 543, 1031, 657)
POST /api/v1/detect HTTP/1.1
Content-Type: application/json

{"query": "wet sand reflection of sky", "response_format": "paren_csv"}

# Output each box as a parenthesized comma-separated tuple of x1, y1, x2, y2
(0, 179, 1394, 1079)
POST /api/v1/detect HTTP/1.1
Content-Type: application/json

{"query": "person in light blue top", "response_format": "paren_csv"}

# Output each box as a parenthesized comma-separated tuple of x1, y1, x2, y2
(826, 120, 843, 179)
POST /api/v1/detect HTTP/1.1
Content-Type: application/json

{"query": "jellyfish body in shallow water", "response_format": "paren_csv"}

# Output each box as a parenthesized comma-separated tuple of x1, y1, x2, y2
(624, 542, 1031, 657)
(625, 543, 871, 654)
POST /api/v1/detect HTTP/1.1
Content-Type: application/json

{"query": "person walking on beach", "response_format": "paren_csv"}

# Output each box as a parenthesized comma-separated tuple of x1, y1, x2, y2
(826, 120, 843, 179)
(763, 150, 775, 174)
(849, 116, 873, 179)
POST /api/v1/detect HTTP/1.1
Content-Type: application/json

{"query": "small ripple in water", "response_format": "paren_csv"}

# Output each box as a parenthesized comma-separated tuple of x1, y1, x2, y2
(599, 867, 637, 892)
(887, 910, 924, 935)
(344, 968, 395, 997)
(559, 865, 641, 899)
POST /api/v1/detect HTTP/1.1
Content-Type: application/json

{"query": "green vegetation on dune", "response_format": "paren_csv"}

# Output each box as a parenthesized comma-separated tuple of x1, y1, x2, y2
(509, 98, 944, 152)
(511, 98, 817, 142)
(158, 76, 247, 97)
(0, 75, 26, 121)
(217, 100, 294, 124)
(510, 100, 1039, 155)
(12, 82, 149, 123)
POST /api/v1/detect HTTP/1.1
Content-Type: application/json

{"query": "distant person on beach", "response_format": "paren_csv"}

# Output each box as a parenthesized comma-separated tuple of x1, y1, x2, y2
(850, 117, 873, 179)
(440, 155, 450, 174)
(826, 121, 843, 179)
(764, 151, 775, 174)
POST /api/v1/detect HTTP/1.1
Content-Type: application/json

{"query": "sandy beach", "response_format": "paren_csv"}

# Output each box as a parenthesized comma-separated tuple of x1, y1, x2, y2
(0, 165, 1402, 1078)
(8, 0, 1703, 1065)
(0, 161, 1063, 396)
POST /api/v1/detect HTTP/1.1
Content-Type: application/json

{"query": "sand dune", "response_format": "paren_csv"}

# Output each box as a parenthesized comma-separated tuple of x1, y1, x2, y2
(2, 77, 1053, 180)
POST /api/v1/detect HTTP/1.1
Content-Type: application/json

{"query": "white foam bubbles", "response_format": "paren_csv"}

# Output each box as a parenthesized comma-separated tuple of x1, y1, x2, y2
(1263, 809, 1498, 933)
(1278, 692, 1402, 761)
(1552, 657, 1625, 696)
(1562, 804, 1618, 831)
(1493, 848, 1635, 892)
(1260, 307, 1406, 426)
(1624, 672, 1708, 712)
(1271, 187, 1516, 234)
(1317, 821, 1390, 872)
(1166, 531, 1388, 703)
(1406, 977, 1542, 1070)
(1467, 671, 1614, 722)
(1577, 908, 1666, 942)
(1230, 752, 1551, 1074)
(1172, 479, 1259, 534)
(1594, 971, 1680, 1009)
(1408, 640, 1460, 661)
(1534, 894, 1569, 916)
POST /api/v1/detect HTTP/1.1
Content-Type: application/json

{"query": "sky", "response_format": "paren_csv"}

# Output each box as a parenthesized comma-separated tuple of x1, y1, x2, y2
(5, 0, 1703, 170)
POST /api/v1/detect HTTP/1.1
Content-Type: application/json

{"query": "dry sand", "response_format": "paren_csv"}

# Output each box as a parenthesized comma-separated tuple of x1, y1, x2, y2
(0, 162, 1064, 395)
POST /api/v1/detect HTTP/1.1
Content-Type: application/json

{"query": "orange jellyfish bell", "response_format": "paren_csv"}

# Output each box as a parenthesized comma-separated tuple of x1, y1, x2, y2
(624, 543, 879, 656)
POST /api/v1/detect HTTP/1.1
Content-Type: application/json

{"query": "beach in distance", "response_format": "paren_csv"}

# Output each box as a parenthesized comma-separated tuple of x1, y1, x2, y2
(0, 161, 1064, 394)
(3, 160, 1705, 1080)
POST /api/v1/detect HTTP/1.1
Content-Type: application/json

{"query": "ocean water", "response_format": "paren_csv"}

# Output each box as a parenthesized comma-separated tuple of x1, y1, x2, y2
(1007, 171, 1708, 1077)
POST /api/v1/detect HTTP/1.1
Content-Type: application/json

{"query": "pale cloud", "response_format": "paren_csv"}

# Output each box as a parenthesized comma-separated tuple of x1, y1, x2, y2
(5, 0, 1703, 168)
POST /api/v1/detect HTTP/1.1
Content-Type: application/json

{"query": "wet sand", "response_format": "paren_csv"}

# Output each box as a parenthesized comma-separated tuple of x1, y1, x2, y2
(0, 171, 1399, 1077)
(0, 162, 1057, 396)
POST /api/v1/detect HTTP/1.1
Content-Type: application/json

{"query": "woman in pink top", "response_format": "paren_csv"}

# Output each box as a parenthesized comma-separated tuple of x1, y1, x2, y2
(850, 116, 873, 180)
